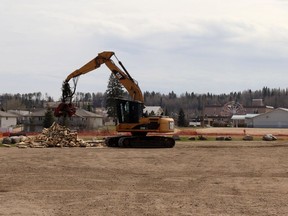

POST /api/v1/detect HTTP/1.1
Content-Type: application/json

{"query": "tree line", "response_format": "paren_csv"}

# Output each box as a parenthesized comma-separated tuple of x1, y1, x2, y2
(1, 86, 288, 122)
(0, 92, 53, 111)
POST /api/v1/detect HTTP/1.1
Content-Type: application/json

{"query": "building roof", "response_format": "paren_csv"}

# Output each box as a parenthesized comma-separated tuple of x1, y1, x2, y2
(231, 115, 246, 120)
(0, 110, 18, 117)
(251, 107, 288, 120)
(278, 108, 288, 112)
(75, 109, 102, 118)
(26, 109, 46, 117)
(245, 113, 260, 118)
(25, 108, 102, 118)
(231, 114, 259, 120)
(8, 110, 30, 116)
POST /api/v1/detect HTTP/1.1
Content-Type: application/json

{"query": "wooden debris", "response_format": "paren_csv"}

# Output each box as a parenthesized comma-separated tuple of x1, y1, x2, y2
(16, 122, 106, 148)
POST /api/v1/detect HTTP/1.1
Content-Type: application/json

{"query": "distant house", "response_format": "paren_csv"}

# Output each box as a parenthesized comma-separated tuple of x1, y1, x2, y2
(0, 111, 18, 132)
(8, 110, 30, 125)
(66, 108, 103, 130)
(23, 109, 46, 132)
(251, 108, 288, 128)
(23, 108, 103, 132)
(144, 106, 164, 116)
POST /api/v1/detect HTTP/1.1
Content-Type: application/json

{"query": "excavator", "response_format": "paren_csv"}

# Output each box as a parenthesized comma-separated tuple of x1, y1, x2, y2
(54, 51, 175, 148)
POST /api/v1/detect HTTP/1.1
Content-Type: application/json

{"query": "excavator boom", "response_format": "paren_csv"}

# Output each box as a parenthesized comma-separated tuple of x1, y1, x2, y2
(62, 51, 143, 103)
(64, 52, 114, 82)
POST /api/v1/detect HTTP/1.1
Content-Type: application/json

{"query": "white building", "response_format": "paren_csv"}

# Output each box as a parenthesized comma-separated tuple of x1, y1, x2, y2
(231, 114, 259, 127)
(0, 111, 17, 132)
(251, 108, 288, 128)
(143, 106, 164, 116)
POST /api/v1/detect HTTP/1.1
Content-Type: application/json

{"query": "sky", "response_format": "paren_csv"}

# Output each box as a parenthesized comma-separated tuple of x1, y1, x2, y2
(1, 0, 288, 100)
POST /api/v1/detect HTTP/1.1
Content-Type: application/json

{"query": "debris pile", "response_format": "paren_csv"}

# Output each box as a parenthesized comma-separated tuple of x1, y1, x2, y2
(30, 122, 85, 147)
(4, 122, 105, 148)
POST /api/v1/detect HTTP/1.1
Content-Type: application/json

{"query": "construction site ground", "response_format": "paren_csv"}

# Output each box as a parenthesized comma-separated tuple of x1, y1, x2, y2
(1, 127, 288, 215)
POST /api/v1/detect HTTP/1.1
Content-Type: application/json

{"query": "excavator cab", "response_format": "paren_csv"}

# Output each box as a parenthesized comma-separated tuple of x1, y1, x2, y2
(116, 99, 143, 123)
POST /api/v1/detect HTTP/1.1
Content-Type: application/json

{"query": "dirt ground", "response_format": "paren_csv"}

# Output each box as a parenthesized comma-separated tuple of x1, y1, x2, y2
(1, 136, 288, 215)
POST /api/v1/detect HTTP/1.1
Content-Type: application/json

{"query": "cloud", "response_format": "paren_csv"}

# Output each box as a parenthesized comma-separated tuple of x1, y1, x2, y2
(1, 0, 288, 99)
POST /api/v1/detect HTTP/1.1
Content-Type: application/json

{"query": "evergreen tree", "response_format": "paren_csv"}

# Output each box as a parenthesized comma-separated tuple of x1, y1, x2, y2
(105, 74, 124, 122)
(177, 108, 186, 127)
(164, 108, 169, 116)
(86, 104, 92, 112)
(43, 108, 55, 128)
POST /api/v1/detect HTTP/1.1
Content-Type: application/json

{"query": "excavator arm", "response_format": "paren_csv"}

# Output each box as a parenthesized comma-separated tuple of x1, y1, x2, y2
(62, 51, 143, 103)
(55, 51, 144, 117)
(64, 51, 114, 82)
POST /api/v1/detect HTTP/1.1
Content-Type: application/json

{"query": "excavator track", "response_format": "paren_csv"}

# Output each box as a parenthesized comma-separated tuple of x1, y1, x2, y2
(105, 136, 175, 148)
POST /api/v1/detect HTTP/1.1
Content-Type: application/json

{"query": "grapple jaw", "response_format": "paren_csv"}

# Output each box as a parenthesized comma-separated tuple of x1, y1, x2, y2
(54, 81, 76, 118)
(54, 102, 76, 117)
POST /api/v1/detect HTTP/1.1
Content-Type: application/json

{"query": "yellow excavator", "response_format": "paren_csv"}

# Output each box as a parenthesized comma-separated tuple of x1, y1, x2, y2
(54, 51, 175, 148)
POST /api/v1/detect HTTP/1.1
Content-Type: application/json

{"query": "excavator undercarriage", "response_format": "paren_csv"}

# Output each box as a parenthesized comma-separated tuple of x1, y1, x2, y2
(105, 135, 175, 148)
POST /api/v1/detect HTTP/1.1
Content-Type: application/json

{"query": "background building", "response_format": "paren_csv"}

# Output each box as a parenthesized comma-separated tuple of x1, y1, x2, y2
(251, 108, 288, 128)
(0, 111, 17, 132)
(24, 108, 103, 132)
(203, 99, 274, 127)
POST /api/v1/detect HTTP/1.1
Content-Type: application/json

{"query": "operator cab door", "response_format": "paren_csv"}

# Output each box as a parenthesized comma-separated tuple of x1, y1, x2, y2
(116, 99, 143, 123)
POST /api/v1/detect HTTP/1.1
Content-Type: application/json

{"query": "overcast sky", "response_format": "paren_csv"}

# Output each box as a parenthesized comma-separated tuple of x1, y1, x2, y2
(1, 0, 288, 100)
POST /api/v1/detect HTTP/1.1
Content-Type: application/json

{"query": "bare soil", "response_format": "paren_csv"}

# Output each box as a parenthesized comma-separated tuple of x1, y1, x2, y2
(1, 134, 288, 215)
